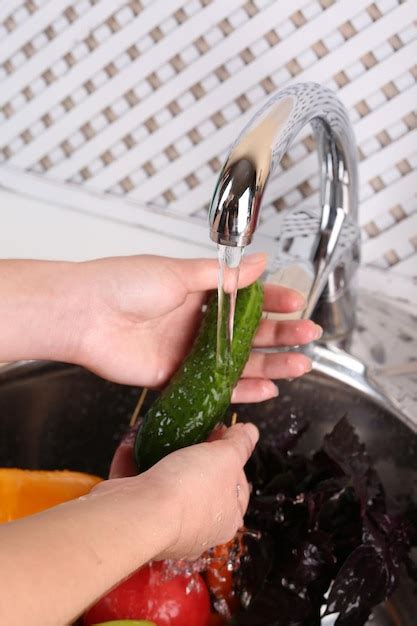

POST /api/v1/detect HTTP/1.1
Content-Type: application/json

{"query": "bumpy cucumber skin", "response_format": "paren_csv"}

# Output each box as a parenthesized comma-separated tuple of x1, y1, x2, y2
(135, 281, 263, 471)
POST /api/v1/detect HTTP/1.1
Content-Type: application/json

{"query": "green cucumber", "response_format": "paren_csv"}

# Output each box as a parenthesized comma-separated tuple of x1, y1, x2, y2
(135, 281, 263, 471)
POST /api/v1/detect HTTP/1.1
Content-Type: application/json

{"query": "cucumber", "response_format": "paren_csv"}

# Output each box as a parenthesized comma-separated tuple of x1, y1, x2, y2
(134, 281, 263, 471)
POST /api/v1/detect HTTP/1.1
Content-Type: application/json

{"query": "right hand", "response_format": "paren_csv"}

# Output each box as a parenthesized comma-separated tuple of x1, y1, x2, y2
(66, 254, 314, 398)
(105, 422, 259, 561)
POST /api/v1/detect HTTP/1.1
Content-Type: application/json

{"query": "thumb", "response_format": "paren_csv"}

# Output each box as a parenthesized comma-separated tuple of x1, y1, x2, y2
(171, 252, 267, 294)
(214, 422, 259, 465)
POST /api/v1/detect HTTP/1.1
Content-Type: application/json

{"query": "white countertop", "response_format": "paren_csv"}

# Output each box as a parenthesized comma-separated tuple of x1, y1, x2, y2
(0, 186, 208, 261)
(1, 184, 416, 311)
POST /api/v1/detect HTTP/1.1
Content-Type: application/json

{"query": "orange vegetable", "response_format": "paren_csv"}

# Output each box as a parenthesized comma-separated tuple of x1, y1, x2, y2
(204, 535, 243, 616)
(205, 542, 234, 600)
(0, 468, 102, 522)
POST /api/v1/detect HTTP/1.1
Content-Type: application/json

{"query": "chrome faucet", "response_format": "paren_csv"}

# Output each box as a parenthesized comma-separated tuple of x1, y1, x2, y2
(209, 82, 360, 341)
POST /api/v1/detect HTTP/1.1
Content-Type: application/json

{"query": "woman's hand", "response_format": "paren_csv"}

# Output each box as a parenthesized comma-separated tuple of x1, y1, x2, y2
(99, 422, 259, 561)
(0, 254, 320, 402)
(0, 423, 258, 626)
(71, 254, 319, 401)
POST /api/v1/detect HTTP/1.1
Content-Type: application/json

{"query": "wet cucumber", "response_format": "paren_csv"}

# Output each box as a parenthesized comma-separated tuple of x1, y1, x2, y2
(134, 281, 263, 471)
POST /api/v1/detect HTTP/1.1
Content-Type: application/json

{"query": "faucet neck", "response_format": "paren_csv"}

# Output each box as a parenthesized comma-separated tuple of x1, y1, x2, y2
(209, 83, 358, 247)
(208, 82, 360, 340)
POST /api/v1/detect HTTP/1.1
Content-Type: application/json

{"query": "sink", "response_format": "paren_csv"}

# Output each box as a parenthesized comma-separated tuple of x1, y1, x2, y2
(0, 359, 416, 625)
(0, 284, 415, 625)
(0, 361, 140, 477)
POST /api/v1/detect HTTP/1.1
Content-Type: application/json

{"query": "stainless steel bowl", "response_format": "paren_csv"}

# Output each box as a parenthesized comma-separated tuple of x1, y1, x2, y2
(0, 361, 416, 625)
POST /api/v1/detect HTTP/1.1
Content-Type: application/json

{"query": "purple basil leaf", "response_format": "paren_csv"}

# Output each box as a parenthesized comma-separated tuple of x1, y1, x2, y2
(263, 471, 298, 497)
(322, 417, 384, 511)
(311, 449, 345, 481)
(317, 484, 363, 565)
(237, 532, 274, 606)
(235, 582, 316, 626)
(245, 444, 287, 490)
(404, 501, 417, 545)
(305, 476, 349, 531)
(405, 555, 417, 582)
(239, 416, 416, 626)
(363, 512, 411, 594)
(325, 545, 388, 620)
(335, 608, 371, 626)
(272, 412, 309, 453)
(280, 532, 336, 594)
(322, 417, 370, 479)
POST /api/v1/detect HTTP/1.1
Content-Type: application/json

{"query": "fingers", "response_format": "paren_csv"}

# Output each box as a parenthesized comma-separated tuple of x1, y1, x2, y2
(230, 253, 266, 291)
(108, 441, 137, 479)
(218, 424, 257, 523)
(243, 351, 312, 379)
(218, 422, 259, 465)
(254, 318, 322, 348)
(231, 378, 279, 403)
(263, 283, 305, 313)
(237, 469, 250, 518)
(174, 258, 307, 318)
(172, 253, 267, 294)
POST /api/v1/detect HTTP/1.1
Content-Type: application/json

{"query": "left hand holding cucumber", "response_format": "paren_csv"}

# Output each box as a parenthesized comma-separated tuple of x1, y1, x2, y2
(70, 254, 316, 400)
(1, 255, 316, 400)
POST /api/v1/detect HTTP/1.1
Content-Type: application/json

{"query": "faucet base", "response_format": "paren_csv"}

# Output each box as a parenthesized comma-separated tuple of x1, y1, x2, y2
(312, 286, 357, 344)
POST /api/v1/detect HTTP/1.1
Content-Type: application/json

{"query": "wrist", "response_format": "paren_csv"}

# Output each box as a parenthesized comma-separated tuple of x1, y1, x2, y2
(91, 473, 179, 563)
(135, 469, 189, 561)
(0, 475, 180, 626)
(0, 259, 88, 365)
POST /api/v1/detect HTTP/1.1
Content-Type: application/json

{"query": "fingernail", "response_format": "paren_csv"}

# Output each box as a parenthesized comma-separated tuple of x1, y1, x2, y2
(243, 422, 260, 446)
(296, 359, 312, 376)
(314, 324, 323, 340)
(292, 291, 306, 310)
(243, 252, 267, 265)
(263, 382, 279, 398)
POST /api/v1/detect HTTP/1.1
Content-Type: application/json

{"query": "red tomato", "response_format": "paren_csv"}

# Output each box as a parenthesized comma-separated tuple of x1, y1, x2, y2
(84, 561, 210, 626)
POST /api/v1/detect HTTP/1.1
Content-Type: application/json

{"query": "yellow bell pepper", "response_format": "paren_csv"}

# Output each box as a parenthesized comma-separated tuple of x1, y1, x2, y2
(0, 468, 102, 522)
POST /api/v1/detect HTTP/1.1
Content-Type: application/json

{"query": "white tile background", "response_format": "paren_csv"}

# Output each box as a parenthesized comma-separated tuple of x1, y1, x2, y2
(0, 0, 415, 293)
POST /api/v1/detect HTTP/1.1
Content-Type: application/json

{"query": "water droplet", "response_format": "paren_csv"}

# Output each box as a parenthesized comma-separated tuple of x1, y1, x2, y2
(213, 597, 232, 619)
(241, 590, 252, 609)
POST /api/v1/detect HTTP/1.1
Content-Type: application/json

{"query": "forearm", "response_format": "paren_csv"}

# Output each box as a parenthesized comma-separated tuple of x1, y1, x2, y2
(0, 475, 174, 626)
(0, 260, 82, 364)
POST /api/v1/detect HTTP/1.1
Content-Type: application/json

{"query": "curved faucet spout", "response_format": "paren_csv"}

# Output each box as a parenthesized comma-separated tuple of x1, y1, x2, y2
(208, 82, 360, 339)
